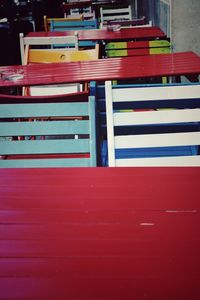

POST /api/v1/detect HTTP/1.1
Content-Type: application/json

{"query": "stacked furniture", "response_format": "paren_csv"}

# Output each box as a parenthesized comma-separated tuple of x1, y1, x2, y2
(49, 18, 98, 48)
(19, 33, 99, 96)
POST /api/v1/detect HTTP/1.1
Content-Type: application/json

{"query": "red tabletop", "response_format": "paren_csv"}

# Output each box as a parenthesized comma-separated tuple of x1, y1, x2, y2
(0, 167, 200, 300)
(0, 52, 200, 88)
(26, 26, 166, 41)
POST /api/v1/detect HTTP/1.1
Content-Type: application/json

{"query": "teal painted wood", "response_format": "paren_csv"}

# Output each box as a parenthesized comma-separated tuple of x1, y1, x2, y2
(0, 103, 88, 118)
(0, 158, 91, 168)
(0, 120, 89, 136)
(50, 20, 98, 31)
(0, 96, 97, 167)
(50, 19, 98, 47)
(0, 139, 90, 155)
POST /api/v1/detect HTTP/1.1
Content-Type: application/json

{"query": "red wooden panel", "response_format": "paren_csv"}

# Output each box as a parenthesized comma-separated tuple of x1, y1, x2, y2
(126, 40, 150, 48)
(127, 48, 150, 56)
(0, 167, 200, 299)
(27, 27, 166, 41)
(0, 52, 200, 87)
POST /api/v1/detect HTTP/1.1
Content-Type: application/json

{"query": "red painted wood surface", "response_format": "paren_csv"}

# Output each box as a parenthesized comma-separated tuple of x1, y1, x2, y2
(26, 27, 166, 42)
(0, 167, 200, 300)
(0, 51, 200, 87)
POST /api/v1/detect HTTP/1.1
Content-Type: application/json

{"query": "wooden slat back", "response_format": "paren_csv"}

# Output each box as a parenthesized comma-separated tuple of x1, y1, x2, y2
(50, 19, 98, 48)
(28, 44, 99, 63)
(106, 40, 171, 58)
(100, 5, 132, 28)
(105, 81, 200, 166)
(19, 32, 79, 65)
(0, 96, 96, 167)
(44, 15, 84, 32)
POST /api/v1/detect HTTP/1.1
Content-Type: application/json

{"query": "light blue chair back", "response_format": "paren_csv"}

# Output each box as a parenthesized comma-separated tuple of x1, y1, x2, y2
(0, 94, 96, 168)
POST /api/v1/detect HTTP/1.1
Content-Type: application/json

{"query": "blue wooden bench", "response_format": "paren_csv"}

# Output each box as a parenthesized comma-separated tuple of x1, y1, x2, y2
(90, 81, 200, 166)
(0, 92, 96, 168)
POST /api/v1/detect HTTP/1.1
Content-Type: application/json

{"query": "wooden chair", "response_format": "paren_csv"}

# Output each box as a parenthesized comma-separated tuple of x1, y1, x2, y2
(62, 1, 95, 20)
(0, 92, 96, 168)
(105, 81, 200, 166)
(44, 15, 84, 32)
(100, 5, 132, 28)
(49, 19, 98, 48)
(19, 32, 79, 65)
(27, 44, 99, 63)
(105, 39, 171, 84)
(24, 44, 99, 96)
(67, 6, 95, 20)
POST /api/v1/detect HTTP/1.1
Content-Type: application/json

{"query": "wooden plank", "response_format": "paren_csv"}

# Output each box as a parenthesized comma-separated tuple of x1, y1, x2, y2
(105, 80, 115, 166)
(0, 120, 89, 136)
(0, 139, 90, 155)
(114, 132, 200, 149)
(1, 52, 200, 87)
(27, 26, 167, 41)
(112, 84, 200, 102)
(0, 102, 88, 118)
(116, 155, 200, 166)
(0, 167, 200, 209)
(0, 157, 91, 168)
(113, 108, 200, 126)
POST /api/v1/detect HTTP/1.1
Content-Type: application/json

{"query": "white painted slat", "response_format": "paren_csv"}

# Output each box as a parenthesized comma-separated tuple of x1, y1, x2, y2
(115, 156, 200, 167)
(29, 84, 80, 96)
(105, 80, 200, 167)
(105, 81, 115, 166)
(114, 132, 200, 149)
(23, 36, 78, 46)
(114, 108, 200, 126)
(103, 7, 132, 14)
(19, 32, 78, 64)
(112, 84, 200, 102)
(103, 15, 131, 21)
(100, 6, 132, 27)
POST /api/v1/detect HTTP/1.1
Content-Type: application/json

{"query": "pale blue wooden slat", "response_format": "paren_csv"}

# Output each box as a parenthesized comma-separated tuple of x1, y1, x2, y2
(0, 120, 89, 136)
(0, 158, 91, 168)
(0, 96, 96, 167)
(0, 103, 88, 118)
(51, 20, 98, 30)
(0, 139, 90, 155)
